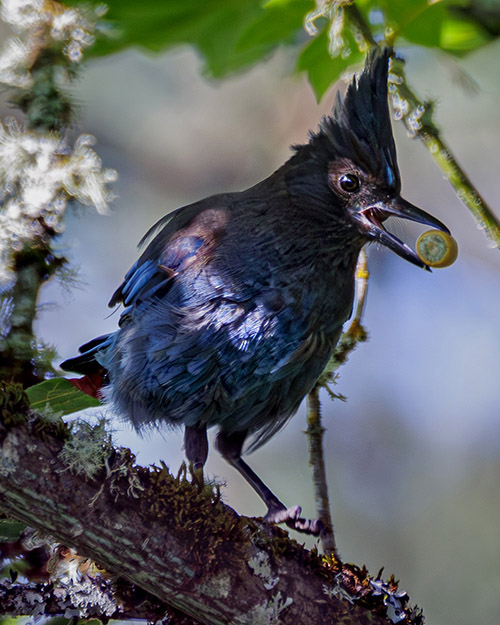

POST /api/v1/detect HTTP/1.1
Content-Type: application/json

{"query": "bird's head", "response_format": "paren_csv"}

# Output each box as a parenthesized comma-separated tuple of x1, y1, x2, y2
(290, 47, 449, 270)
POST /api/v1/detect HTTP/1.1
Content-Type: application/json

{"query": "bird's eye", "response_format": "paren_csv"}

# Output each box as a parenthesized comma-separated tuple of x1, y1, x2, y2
(339, 173, 360, 193)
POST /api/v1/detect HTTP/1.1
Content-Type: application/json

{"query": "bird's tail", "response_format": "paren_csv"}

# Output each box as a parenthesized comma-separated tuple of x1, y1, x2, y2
(60, 333, 114, 399)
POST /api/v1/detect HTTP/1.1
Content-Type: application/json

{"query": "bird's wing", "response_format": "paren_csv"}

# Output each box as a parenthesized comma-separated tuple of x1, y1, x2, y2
(108, 197, 230, 323)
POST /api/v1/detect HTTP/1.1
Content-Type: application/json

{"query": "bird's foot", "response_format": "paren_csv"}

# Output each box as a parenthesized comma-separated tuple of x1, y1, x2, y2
(265, 504, 323, 536)
(189, 463, 205, 492)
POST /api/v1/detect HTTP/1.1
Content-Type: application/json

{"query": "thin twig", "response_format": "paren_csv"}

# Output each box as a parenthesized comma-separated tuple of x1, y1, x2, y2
(318, 249, 369, 392)
(306, 386, 337, 557)
(307, 251, 369, 555)
(344, 2, 376, 47)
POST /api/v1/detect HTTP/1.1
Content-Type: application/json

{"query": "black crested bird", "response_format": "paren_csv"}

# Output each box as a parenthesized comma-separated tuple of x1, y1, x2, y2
(61, 47, 449, 534)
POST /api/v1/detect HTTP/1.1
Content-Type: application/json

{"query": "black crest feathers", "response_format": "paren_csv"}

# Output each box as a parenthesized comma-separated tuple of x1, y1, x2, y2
(310, 47, 400, 192)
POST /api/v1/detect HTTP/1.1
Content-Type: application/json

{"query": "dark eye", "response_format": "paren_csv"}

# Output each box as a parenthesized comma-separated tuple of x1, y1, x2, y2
(339, 173, 360, 193)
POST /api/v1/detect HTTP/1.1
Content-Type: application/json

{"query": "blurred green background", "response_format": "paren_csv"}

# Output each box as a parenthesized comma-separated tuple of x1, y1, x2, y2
(1, 8, 500, 625)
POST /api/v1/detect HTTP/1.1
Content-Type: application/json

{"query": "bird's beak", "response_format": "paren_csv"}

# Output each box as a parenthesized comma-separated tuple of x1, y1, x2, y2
(352, 197, 450, 270)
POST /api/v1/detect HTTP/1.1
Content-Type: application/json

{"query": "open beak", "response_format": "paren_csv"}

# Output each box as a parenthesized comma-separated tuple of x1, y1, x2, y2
(352, 196, 450, 270)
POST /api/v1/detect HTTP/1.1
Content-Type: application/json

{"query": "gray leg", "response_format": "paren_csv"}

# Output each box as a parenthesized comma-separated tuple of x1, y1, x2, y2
(216, 429, 322, 536)
(184, 424, 208, 488)
(184, 424, 208, 469)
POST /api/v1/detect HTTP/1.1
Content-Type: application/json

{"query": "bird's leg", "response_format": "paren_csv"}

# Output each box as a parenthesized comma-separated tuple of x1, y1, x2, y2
(216, 430, 322, 536)
(184, 424, 208, 489)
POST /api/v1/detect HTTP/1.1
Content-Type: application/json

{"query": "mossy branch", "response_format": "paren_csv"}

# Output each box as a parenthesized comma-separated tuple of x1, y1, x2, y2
(0, 384, 422, 625)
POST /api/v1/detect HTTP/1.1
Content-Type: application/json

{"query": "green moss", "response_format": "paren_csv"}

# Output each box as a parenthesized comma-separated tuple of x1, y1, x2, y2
(32, 410, 72, 442)
(109, 460, 247, 571)
(0, 382, 30, 427)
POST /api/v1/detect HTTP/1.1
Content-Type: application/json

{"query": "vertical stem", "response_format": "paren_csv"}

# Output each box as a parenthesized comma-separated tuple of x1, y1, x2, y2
(0, 50, 71, 386)
(306, 386, 337, 557)
(0, 248, 47, 386)
(344, 3, 376, 46)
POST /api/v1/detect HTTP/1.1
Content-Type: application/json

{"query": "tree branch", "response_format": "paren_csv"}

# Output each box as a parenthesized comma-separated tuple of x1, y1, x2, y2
(0, 384, 422, 625)
(0, 577, 168, 622)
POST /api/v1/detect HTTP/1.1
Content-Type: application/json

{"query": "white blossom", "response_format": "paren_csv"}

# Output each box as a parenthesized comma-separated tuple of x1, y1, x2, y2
(1, 0, 46, 28)
(0, 0, 107, 86)
(0, 2, 114, 287)
(0, 120, 117, 286)
(0, 36, 32, 87)
(60, 134, 118, 213)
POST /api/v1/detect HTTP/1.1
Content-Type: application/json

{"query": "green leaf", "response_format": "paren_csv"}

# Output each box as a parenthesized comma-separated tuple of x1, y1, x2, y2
(440, 16, 490, 52)
(43, 619, 74, 625)
(236, 0, 311, 58)
(296, 28, 364, 101)
(354, 0, 493, 54)
(65, 0, 314, 78)
(26, 378, 101, 416)
(380, 0, 431, 26)
(398, 3, 448, 47)
(36, 619, 74, 625)
(0, 519, 26, 542)
(63, 0, 497, 80)
(385, 0, 491, 54)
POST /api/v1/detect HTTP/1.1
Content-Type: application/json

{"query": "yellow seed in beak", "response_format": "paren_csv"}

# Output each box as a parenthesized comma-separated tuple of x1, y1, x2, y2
(416, 230, 458, 268)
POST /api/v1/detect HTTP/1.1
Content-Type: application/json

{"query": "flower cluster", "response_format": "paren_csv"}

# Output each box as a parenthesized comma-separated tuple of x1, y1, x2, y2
(0, 119, 117, 285)
(0, 0, 107, 87)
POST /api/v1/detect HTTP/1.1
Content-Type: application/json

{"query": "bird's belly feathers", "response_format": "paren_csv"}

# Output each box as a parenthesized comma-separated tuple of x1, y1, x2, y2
(106, 267, 354, 447)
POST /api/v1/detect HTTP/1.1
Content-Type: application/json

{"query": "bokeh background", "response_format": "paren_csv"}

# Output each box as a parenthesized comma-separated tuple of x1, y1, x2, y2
(2, 17, 499, 625)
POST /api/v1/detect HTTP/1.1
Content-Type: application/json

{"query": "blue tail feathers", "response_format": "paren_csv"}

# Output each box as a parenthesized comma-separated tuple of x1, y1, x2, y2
(60, 333, 113, 376)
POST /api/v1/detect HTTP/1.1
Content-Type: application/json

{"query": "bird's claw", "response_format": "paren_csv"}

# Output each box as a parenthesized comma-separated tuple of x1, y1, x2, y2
(265, 504, 301, 525)
(292, 516, 323, 535)
(265, 505, 323, 536)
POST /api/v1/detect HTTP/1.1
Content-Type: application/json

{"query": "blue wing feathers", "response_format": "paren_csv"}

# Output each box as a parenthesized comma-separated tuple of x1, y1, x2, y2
(119, 260, 158, 306)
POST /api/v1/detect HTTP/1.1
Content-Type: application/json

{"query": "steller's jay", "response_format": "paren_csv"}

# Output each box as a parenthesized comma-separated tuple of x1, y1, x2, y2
(61, 47, 449, 534)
